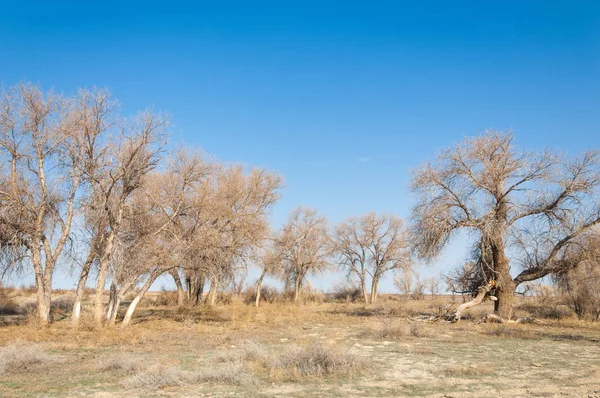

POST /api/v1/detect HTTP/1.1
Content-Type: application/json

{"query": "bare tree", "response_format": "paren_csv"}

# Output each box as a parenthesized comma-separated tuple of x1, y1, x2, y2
(394, 268, 413, 297)
(273, 206, 330, 303)
(411, 130, 600, 319)
(81, 110, 167, 326)
(171, 164, 282, 307)
(331, 213, 411, 304)
(0, 83, 87, 326)
(254, 246, 282, 307)
(427, 276, 440, 299)
(107, 151, 209, 326)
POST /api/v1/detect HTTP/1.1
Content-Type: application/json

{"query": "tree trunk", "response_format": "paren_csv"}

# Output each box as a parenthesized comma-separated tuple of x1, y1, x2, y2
(360, 278, 369, 304)
(33, 251, 52, 327)
(121, 276, 155, 327)
(255, 268, 267, 307)
(93, 235, 115, 325)
(170, 269, 185, 306)
(207, 279, 218, 306)
(93, 257, 110, 324)
(294, 278, 301, 303)
(105, 283, 117, 322)
(71, 255, 94, 326)
(370, 277, 379, 305)
(491, 239, 514, 319)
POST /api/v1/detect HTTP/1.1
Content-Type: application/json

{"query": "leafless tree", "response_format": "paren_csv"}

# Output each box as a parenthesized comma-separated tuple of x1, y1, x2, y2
(331, 213, 411, 304)
(427, 276, 440, 299)
(80, 109, 167, 326)
(394, 268, 414, 297)
(272, 206, 330, 303)
(254, 245, 282, 307)
(105, 151, 209, 326)
(0, 83, 87, 326)
(169, 164, 282, 307)
(411, 130, 600, 318)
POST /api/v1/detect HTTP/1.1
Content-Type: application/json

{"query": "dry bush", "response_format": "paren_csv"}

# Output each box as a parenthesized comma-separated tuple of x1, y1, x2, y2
(516, 302, 573, 320)
(0, 286, 22, 316)
(218, 340, 269, 363)
(371, 318, 427, 340)
(269, 340, 363, 380)
(0, 343, 57, 375)
(327, 283, 363, 303)
(121, 362, 256, 391)
(443, 365, 494, 377)
(97, 353, 144, 374)
(483, 325, 534, 339)
(216, 292, 233, 305)
(120, 364, 189, 390)
(243, 285, 283, 305)
(194, 362, 257, 385)
(150, 290, 179, 307)
(50, 296, 74, 313)
(218, 340, 364, 381)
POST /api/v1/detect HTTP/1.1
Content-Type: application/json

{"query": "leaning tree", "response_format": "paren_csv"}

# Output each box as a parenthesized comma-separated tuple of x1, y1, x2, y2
(411, 130, 600, 319)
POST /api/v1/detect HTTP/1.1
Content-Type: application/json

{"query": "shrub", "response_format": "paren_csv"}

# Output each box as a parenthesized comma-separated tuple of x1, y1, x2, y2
(0, 285, 22, 316)
(0, 343, 57, 375)
(327, 283, 363, 303)
(121, 362, 256, 390)
(243, 285, 282, 305)
(98, 353, 144, 374)
(271, 340, 363, 379)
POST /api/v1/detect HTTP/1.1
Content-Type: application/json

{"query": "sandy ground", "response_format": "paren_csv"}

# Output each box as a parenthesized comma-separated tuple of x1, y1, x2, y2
(1, 299, 599, 397)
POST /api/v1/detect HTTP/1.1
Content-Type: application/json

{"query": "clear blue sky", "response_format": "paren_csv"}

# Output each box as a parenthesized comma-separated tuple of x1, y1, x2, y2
(1, 1, 598, 291)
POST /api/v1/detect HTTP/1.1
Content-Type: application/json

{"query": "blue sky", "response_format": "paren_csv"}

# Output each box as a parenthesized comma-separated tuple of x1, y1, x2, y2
(1, 1, 598, 291)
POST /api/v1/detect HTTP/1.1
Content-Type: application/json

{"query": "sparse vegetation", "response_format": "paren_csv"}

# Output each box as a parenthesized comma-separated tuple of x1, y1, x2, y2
(0, 343, 57, 375)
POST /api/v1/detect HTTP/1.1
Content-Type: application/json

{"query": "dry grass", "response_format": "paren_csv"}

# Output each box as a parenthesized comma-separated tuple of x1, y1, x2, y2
(1, 292, 599, 397)
(97, 353, 145, 374)
(121, 362, 257, 391)
(370, 318, 429, 340)
(270, 340, 364, 380)
(0, 343, 58, 375)
(217, 339, 365, 381)
(443, 365, 495, 377)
